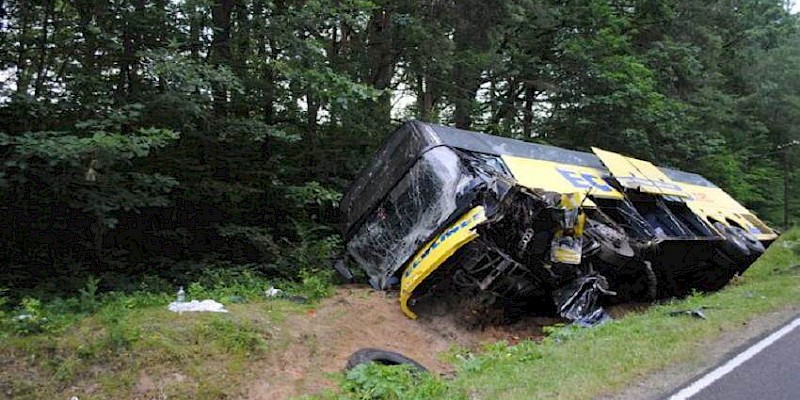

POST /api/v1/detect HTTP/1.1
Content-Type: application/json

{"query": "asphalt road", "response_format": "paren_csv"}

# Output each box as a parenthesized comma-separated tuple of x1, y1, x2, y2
(668, 316, 800, 400)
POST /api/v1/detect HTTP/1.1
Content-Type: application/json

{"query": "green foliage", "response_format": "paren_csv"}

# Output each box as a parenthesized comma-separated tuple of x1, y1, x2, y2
(286, 182, 343, 207)
(1, 127, 178, 167)
(97, 300, 141, 352)
(9, 298, 52, 335)
(143, 49, 244, 98)
(340, 363, 457, 400)
(220, 117, 301, 143)
(0, 125, 179, 230)
(1, 0, 799, 302)
(184, 267, 269, 303)
(76, 276, 101, 313)
(293, 268, 337, 301)
(456, 340, 543, 373)
(194, 318, 269, 356)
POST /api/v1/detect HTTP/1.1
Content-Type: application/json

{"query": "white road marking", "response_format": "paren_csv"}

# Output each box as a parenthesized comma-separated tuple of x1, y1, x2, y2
(669, 316, 800, 400)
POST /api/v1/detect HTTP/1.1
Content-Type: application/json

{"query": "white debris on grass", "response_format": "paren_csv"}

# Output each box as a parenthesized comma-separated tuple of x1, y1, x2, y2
(168, 299, 228, 313)
(265, 286, 283, 297)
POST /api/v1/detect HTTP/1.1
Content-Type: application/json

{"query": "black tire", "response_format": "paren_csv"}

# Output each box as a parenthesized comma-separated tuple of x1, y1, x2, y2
(344, 348, 428, 373)
(594, 260, 657, 303)
(725, 226, 765, 275)
(729, 226, 766, 255)
(643, 261, 658, 301)
(697, 250, 739, 292)
(585, 220, 635, 267)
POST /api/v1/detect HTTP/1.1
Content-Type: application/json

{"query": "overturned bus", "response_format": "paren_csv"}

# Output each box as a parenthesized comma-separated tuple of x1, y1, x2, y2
(339, 121, 778, 324)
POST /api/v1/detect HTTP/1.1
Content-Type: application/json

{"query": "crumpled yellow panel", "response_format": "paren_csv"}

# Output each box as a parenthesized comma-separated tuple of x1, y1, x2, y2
(591, 147, 689, 198)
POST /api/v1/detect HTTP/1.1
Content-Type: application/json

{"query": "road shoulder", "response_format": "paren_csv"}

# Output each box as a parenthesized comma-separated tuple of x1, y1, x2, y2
(596, 304, 800, 400)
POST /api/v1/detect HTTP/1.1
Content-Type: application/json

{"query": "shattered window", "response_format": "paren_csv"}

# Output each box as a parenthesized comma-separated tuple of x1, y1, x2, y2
(460, 150, 510, 176)
(346, 146, 471, 287)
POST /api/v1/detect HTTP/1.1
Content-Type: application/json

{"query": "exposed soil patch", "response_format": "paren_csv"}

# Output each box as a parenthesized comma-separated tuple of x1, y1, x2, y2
(245, 285, 564, 399)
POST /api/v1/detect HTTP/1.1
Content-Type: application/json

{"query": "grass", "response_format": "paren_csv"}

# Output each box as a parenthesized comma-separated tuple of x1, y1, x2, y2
(3, 299, 283, 399)
(333, 229, 800, 400)
(2, 231, 798, 399)
(0, 266, 331, 400)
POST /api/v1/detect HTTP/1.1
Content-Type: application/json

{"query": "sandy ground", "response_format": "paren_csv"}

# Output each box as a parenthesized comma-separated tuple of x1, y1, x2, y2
(244, 285, 560, 399)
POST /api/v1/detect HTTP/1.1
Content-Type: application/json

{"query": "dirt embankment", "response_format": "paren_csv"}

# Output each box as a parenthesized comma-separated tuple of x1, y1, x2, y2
(245, 285, 559, 399)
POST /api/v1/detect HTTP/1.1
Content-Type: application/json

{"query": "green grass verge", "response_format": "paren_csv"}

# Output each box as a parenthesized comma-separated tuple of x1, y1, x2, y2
(333, 229, 800, 400)
(2, 231, 798, 400)
(0, 266, 332, 400)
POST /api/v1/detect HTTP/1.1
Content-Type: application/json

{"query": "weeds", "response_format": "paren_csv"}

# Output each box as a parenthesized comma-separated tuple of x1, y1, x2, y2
(441, 230, 800, 400)
(77, 276, 101, 312)
(197, 318, 269, 356)
(340, 363, 459, 400)
(292, 268, 337, 301)
(0, 259, 338, 340)
(0, 288, 8, 337)
(453, 340, 543, 374)
(0, 244, 338, 399)
(9, 298, 51, 335)
(98, 301, 140, 352)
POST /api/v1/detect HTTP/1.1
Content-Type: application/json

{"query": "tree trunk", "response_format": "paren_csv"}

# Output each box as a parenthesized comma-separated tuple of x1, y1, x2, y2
(189, 7, 202, 60)
(15, 4, 31, 95)
(522, 83, 536, 138)
(307, 92, 319, 134)
(33, 0, 54, 98)
(784, 149, 790, 229)
(365, 8, 395, 126)
(452, 24, 481, 129)
(417, 74, 441, 122)
(452, 0, 497, 130)
(211, 0, 234, 116)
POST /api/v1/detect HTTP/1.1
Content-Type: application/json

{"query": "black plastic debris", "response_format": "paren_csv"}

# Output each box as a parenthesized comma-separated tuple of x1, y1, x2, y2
(668, 307, 713, 320)
(574, 308, 612, 327)
(552, 273, 616, 326)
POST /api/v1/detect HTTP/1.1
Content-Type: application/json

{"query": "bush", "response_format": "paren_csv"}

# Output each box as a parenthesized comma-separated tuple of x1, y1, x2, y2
(9, 298, 52, 335)
(340, 363, 458, 400)
(294, 268, 336, 301)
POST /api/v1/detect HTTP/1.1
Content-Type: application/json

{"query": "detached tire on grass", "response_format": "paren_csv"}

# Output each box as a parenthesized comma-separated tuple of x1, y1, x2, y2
(344, 348, 428, 373)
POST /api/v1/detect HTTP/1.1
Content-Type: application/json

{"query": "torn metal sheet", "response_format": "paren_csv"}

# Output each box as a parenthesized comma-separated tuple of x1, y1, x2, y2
(591, 147, 689, 198)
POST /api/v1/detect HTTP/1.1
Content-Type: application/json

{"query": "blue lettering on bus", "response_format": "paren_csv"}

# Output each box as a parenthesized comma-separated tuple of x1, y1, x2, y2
(557, 169, 591, 189)
(616, 176, 683, 192)
(557, 169, 613, 192)
(581, 174, 613, 192)
(405, 212, 483, 276)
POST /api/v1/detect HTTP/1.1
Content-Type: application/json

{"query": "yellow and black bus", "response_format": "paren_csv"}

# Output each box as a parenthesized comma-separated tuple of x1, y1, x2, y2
(339, 121, 778, 324)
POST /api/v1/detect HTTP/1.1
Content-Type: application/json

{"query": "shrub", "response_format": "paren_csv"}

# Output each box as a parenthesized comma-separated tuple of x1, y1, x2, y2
(340, 363, 458, 400)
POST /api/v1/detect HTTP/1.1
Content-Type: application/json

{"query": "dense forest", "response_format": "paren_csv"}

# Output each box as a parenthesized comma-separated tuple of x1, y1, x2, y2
(1, 0, 799, 295)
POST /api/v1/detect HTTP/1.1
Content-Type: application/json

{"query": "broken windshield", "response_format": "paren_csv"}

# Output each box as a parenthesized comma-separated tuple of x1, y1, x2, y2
(345, 146, 472, 288)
